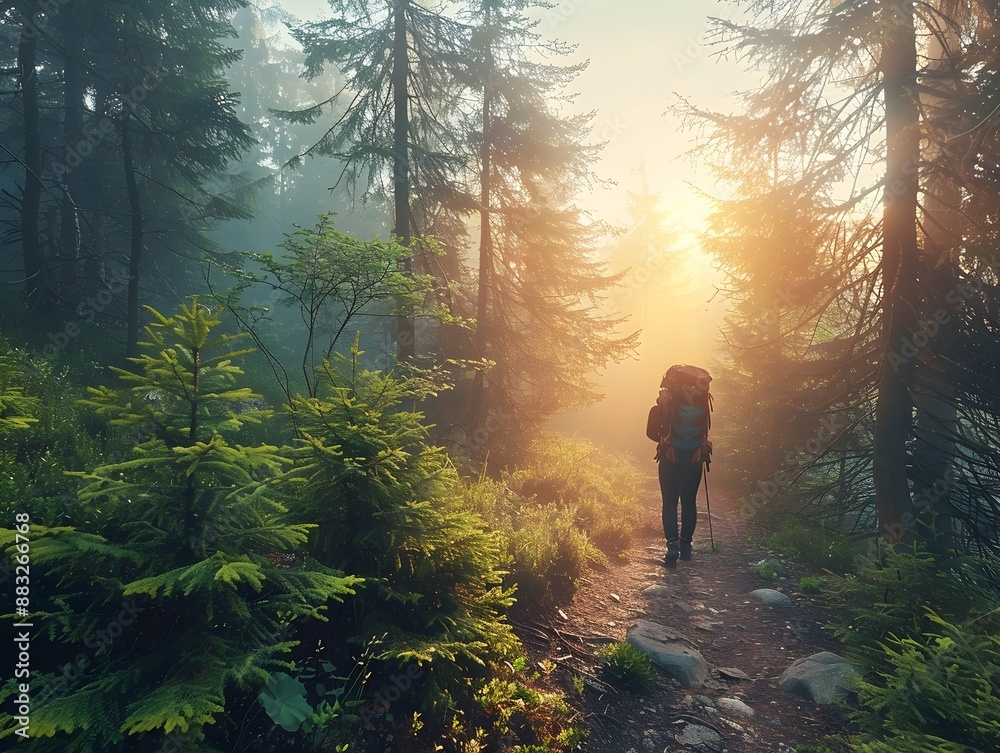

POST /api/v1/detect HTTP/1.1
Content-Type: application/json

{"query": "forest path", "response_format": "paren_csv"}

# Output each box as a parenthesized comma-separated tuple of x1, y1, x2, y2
(510, 478, 853, 752)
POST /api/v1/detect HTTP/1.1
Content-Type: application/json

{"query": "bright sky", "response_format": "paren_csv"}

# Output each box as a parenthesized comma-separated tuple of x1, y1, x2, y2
(277, 0, 757, 235)
(276, 0, 760, 449)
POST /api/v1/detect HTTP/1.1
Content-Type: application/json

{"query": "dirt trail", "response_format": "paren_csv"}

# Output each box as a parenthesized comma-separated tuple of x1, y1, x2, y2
(511, 481, 852, 752)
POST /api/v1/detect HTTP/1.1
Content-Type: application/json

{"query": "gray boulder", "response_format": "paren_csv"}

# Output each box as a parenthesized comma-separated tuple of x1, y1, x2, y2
(748, 588, 792, 608)
(626, 619, 709, 687)
(779, 651, 858, 704)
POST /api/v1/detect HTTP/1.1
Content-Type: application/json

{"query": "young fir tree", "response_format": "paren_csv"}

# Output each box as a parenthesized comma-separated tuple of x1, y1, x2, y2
(0, 300, 358, 753)
(286, 335, 517, 720)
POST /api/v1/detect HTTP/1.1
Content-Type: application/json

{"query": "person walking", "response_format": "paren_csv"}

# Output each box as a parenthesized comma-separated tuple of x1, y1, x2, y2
(646, 365, 712, 568)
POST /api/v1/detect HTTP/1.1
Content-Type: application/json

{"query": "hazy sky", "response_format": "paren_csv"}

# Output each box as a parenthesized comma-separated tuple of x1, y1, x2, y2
(274, 0, 758, 448)
(276, 0, 756, 232)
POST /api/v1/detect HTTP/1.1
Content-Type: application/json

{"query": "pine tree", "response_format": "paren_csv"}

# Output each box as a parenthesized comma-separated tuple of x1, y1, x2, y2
(684, 0, 1000, 552)
(0, 300, 359, 752)
(459, 0, 636, 456)
(281, 0, 472, 359)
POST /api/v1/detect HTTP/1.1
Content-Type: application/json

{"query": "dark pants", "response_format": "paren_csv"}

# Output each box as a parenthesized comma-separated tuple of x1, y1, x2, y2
(658, 450, 703, 542)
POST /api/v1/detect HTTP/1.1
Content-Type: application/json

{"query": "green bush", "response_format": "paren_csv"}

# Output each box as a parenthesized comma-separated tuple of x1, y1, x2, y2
(596, 642, 657, 692)
(286, 337, 518, 713)
(848, 610, 1000, 752)
(823, 547, 999, 752)
(754, 561, 778, 580)
(466, 478, 604, 605)
(767, 516, 863, 572)
(506, 433, 649, 553)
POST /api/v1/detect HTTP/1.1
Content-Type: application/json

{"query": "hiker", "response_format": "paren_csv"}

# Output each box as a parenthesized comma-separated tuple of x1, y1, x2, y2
(646, 365, 712, 568)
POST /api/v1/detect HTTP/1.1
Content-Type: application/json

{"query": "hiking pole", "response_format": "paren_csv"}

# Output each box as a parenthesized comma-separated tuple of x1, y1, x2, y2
(703, 463, 715, 552)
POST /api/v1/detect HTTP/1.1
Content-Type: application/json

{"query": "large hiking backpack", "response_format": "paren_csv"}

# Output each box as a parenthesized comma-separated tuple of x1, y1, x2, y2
(646, 364, 713, 464)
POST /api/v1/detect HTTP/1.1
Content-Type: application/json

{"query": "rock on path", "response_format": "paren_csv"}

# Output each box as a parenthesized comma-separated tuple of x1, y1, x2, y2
(626, 619, 710, 687)
(779, 651, 858, 704)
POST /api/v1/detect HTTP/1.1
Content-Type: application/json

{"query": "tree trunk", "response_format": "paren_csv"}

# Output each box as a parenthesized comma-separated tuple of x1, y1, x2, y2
(910, 8, 964, 551)
(469, 1, 495, 432)
(58, 25, 85, 305)
(17, 3, 48, 313)
(873, 0, 920, 544)
(392, 0, 415, 360)
(123, 120, 143, 359)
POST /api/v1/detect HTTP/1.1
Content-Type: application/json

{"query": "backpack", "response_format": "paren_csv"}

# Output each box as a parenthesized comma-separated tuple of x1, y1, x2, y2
(645, 364, 713, 465)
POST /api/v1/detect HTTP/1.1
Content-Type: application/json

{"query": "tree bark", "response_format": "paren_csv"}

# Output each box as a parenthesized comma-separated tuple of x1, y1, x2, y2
(873, 0, 920, 544)
(123, 119, 143, 359)
(469, 1, 495, 432)
(17, 2, 48, 313)
(392, 0, 415, 359)
(58, 24, 85, 305)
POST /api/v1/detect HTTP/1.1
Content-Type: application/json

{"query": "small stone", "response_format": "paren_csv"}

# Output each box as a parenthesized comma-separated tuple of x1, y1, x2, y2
(678, 723, 722, 746)
(641, 584, 671, 598)
(627, 619, 709, 687)
(779, 651, 859, 704)
(719, 666, 751, 680)
(717, 697, 755, 717)
(557, 608, 569, 620)
(748, 588, 793, 608)
(610, 593, 622, 603)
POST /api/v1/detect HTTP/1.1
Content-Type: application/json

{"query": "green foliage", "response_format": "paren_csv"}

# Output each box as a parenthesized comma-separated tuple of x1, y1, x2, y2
(754, 561, 778, 580)
(0, 351, 38, 432)
(473, 675, 581, 752)
(464, 434, 645, 606)
(823, 548, 1000, 752)
(466, 478, 602, 605)
(0, 301, 358, 752)
(596, 642, 657, 692)
(286, 338, 517, 710)
(825, 548, 995, 672)
(235, 215, 461, 398)
(507, 434, 648, 549)
(847, 610, 1000, 753)
(800, 576, 823, 593)
(767, 516, 864, 573)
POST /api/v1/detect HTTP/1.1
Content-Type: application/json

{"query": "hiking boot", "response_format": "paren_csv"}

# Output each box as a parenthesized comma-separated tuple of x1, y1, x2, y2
(679, 539, 692, 561)
(664, 538, 679, 568)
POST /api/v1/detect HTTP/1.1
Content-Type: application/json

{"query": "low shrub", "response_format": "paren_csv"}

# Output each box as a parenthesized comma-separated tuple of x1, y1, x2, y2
(767, 516, 863, 573)
(596, 642, 657, 692)
(799, 576, 823, 593)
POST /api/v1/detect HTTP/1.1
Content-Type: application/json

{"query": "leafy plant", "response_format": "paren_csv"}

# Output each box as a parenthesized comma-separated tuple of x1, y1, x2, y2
(848, 610, 1000, 752)
(258, 673, 314, 732)
(596, 642, 657, 692)
(800, 577, 823, 593)
(754, 561, 778, 580)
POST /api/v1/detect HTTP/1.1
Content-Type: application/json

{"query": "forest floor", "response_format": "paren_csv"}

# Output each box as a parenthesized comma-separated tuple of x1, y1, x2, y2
(510, 478, 854, 753)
